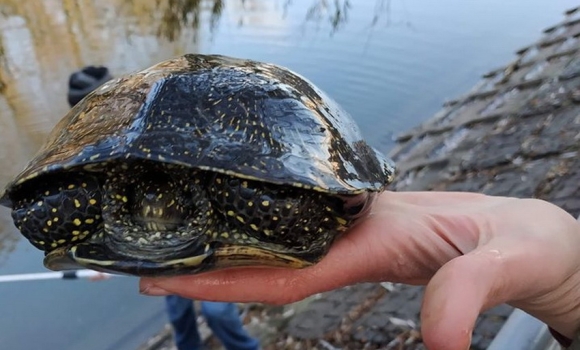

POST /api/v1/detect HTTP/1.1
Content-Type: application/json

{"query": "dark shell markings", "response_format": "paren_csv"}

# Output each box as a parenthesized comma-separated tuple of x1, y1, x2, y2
(0, 54, 395, 276)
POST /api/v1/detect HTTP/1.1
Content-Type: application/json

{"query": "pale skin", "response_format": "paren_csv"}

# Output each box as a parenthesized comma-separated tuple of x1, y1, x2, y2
(138, 191, 580, 350)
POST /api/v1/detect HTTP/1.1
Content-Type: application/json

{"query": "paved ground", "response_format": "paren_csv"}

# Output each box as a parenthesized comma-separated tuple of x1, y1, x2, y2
(142, 6, 580, 350)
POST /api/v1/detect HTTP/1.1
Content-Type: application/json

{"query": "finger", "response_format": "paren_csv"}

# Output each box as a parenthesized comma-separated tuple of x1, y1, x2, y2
(140, 196, 471, 301)
(140, 207, 459, 302)
(139, 214, 414, 302)
(385, 191, 492, 207)
(140, 231, 379, 303)
(421, 251, 504, 350)
(140, 191, 497, 302)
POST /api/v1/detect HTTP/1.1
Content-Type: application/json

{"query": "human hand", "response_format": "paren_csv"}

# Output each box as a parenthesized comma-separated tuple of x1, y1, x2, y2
(139, 191, 580, 350)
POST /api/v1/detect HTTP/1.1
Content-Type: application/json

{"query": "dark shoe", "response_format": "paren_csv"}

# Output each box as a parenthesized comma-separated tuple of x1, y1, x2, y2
(67, 66, 112, 107)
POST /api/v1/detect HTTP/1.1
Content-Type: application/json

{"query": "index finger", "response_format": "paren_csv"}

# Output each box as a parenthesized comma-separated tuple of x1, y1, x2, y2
(139, 227, 380, 304)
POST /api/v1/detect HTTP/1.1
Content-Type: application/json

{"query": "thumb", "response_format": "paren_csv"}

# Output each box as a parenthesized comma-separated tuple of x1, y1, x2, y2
(420, 250, 506, 350)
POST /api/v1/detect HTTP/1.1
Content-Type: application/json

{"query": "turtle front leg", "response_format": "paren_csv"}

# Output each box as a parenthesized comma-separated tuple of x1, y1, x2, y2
(10, 175, 103, 252)
(207, 173, 350, 253)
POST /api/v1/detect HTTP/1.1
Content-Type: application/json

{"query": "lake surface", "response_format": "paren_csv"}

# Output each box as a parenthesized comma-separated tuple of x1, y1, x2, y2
(0, 0, 577, 349)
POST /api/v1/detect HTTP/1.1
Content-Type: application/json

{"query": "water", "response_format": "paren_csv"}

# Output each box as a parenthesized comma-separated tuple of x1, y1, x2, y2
(0, 0, 577, 349)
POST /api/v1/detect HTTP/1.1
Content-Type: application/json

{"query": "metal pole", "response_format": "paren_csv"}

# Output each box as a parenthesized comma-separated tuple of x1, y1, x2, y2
(486, 309, 555, 350)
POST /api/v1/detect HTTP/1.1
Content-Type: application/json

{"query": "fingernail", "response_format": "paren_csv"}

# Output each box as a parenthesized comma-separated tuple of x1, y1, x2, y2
(140, 283, 171, 296)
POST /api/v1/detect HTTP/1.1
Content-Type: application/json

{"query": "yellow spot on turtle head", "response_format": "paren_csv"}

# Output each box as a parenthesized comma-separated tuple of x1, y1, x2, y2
(336, 217, 347, 225)
(73, 218, 82, 226)
(89, 199, 97, 205)
(226, 210, 235, 217)
(74, 199, 81, 208)
(68, 184, 76, 189)
(85, 218, 95, 224)
(261, 201, 270, 207)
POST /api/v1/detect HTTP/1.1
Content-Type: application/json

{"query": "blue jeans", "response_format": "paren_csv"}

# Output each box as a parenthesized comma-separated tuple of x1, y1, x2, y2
(165, 295, 260, 350)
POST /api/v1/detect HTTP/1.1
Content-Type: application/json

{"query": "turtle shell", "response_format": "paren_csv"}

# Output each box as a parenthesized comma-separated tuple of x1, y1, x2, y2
(2, 54, 393, 200)
(0, 54, 395, 276)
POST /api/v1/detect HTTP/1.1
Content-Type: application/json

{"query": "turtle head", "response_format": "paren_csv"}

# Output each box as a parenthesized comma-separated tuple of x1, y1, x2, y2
(132, 175, 188, 232)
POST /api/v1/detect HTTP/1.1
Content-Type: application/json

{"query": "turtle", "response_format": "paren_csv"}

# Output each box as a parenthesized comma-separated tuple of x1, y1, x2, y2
(0, 54, 395, 277)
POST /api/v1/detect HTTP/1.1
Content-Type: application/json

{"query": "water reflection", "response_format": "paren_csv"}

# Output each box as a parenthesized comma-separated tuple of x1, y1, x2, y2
(303, 0, 351, 33)
(156, 0, 224, 42)
(282, 0, 397, 34)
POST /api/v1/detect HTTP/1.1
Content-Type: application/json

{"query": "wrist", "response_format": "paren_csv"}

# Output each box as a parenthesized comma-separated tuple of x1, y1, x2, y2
(523, 269, 580, 340)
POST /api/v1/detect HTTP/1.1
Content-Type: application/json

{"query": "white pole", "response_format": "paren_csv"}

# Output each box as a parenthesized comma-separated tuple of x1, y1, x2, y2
(0, 270, 121, 283)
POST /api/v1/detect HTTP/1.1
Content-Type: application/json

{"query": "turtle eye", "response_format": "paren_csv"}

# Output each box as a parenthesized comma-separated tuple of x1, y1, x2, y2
(10, 175, 102, 251)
